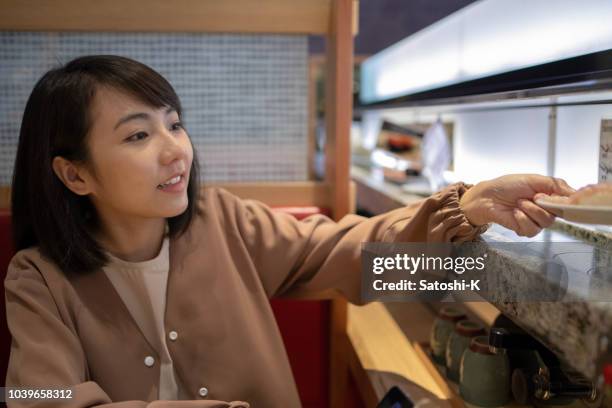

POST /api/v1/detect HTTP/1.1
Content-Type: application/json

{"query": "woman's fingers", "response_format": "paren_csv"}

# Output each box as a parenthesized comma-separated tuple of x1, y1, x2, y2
(513, 208, 542, 237)
(534, 192, 569, 203)
(533, 192, 550, 201)
(518, 199, 556, 228)
(553, 177, 576, 196)
(528, 175, 576, 196)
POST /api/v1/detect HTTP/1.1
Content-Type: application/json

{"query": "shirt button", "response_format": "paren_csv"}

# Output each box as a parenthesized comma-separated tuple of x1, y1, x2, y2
(168, 330, 178, 341)
(198, 387, 208, 397)
(144, 356, 155, 367)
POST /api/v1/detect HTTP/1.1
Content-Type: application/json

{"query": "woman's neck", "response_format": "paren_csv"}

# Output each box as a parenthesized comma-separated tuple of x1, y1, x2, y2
(95, 215, 166, 262)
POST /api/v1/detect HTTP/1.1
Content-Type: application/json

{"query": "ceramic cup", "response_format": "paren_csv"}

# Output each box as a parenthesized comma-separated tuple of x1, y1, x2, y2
(460, 335, 511, 407)
(430, 306, 466, 365)
(446, 320, 486, 382)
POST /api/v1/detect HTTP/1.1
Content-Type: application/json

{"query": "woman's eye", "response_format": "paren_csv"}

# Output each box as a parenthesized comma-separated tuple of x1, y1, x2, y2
(170, 121, 183, 132)
(126, 132, 149, 142)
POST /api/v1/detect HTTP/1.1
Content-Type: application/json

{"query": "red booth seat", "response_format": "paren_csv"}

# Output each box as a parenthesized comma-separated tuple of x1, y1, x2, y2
(271, 206, 332, 408)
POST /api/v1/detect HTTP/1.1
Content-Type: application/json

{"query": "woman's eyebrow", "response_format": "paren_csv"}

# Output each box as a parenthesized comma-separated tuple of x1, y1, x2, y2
(114, 107, 176, 130)
(114, 112, 149, 130)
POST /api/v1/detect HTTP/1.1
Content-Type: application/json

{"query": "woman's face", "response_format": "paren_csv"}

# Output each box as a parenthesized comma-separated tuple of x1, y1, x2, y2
(82, 86, 193, 222)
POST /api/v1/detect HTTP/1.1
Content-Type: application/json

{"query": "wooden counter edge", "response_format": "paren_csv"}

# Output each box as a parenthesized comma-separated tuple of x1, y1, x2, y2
(346, 302, 462, 405)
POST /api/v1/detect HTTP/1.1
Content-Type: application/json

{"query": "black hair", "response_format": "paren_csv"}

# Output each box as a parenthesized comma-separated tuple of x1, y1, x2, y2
(11, 55, 200, 274)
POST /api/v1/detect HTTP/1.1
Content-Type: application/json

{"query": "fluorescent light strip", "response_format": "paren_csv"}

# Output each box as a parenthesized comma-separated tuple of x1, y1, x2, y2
(361, 0, 612, 104)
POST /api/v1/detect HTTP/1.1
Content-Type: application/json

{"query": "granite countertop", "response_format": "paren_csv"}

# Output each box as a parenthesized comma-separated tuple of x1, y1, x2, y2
(351, 165, 612, 381)
(473, 225, 612, 380)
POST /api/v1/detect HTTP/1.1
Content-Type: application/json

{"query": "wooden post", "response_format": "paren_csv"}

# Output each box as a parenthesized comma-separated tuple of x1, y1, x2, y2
(325, 0, 354, 406)
(325, 0, 354, 223)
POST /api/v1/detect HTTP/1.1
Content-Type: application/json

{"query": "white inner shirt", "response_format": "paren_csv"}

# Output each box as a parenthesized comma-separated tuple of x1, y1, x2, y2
(103, 231, 185, 400)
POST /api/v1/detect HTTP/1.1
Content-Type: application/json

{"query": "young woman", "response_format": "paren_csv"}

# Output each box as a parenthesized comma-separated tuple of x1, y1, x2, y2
(5, 55, 574, 407)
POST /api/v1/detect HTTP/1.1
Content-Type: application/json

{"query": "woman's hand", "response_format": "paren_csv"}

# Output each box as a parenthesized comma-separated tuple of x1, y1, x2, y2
(459, 174, 575, 237)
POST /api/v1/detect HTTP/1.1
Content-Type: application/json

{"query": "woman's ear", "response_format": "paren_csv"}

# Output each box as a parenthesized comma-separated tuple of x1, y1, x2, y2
(52, 156, 93, 196)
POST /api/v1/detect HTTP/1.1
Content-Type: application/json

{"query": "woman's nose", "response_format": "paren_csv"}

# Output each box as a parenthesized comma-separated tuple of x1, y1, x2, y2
(159, 129, 186, 166)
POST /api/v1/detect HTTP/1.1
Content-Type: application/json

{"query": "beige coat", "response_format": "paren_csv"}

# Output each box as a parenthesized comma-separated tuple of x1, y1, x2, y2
(5, 184, 484, 407)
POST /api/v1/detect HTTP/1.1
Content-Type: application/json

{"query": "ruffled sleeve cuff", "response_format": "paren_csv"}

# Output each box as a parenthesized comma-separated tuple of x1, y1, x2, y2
(380, 182, 490, 243)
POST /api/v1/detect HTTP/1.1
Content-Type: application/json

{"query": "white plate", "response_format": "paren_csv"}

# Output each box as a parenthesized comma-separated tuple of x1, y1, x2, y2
(535, 198, 612, 225)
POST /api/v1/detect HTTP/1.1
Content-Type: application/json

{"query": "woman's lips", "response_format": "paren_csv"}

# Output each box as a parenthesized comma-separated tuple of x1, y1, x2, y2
(157, 175, 186, 193)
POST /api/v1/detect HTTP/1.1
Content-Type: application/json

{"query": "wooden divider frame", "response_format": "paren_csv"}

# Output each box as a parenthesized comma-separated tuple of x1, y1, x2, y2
(0, 0, 358, 406)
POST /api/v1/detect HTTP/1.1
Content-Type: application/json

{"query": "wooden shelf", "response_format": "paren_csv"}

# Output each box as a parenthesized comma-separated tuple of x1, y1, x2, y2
(347, 302, 457, 407)
(0, 0, 333, 34)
